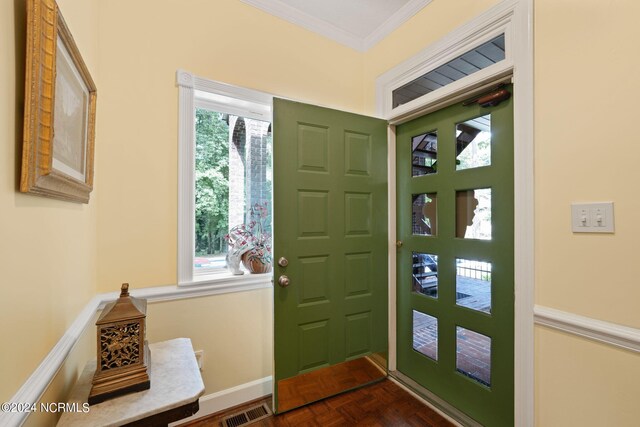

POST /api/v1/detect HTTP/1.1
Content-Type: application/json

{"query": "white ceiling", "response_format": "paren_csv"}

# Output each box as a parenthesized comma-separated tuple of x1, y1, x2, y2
(240, 0, 433, 52)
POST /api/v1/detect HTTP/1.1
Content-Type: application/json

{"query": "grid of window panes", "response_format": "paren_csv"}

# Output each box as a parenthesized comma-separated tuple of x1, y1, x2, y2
(409, 109, 498, 388)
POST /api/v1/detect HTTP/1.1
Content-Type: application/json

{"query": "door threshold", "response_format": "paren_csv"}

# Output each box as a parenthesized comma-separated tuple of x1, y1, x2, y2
(389, 371, 481, 427)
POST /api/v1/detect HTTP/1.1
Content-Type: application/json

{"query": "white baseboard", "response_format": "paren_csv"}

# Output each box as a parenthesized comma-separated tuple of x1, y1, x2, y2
(169, 376, 272, 426)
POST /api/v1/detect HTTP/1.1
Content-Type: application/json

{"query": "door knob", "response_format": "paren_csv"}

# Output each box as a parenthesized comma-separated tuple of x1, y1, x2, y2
(278, 257, 289, 267)
(278, 275, 290, 287)
(396, 240, 403, 248)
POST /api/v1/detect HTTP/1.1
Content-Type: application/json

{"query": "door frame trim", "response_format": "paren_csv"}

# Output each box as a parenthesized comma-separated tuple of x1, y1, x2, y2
(377, 1, 534, 425)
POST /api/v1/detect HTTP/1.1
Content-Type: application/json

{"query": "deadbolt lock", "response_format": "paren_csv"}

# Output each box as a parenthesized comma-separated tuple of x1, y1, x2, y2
(278, 257, 289, 267)
(396, 240, 403, 248)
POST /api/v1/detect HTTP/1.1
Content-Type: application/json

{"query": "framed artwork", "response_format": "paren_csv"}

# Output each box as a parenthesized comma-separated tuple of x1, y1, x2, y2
(20, 0, 97, 203)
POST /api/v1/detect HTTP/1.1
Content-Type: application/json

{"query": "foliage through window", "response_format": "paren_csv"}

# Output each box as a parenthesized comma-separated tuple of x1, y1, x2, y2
(193, 107, 272, 273)
(195, 109, 229, 259)
(177, 71, 273, 285)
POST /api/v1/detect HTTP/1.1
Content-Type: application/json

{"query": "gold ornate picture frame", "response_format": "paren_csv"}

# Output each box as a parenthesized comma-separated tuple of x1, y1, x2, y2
(20, 0, 97, 203)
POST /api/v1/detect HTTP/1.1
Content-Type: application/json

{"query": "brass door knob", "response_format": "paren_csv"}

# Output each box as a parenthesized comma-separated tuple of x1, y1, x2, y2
(278, 275, 290, 287)
(278, 257, 289, 267)
(396, 240, 403, 248)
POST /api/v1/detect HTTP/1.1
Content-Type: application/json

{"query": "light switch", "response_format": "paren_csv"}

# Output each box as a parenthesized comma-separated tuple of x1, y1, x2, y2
(571, 202, 614, 233)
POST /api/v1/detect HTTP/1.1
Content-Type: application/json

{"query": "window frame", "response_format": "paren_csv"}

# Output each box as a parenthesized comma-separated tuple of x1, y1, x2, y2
(176, 70, 273, 288)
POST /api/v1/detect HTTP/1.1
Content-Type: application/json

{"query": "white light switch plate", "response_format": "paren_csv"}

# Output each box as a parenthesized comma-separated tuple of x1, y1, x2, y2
(571, 202, 614, 233)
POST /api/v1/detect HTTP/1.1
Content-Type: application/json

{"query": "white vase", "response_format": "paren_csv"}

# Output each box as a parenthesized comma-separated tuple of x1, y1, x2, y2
(226, 251, 245, 275)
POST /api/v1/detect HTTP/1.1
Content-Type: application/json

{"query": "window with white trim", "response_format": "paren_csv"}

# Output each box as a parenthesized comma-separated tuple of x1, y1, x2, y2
(176, 71, 273, 286)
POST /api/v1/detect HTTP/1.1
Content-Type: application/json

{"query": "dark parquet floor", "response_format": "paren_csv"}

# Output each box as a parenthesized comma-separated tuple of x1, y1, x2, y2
(184, 379, 454, 427)
(277, 357, 386, 412)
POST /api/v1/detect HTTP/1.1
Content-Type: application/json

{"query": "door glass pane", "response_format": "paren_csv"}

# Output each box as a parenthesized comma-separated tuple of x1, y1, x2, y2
(456, 259, 491, 314)
(456, 326, 491, 386)
(413, 310, 438, 361)
(412, 131, 437, 176)
(413, 252, 438, 298)
(456, 115, 491, 170)
(413, 193, 437, 236)
(456, 188, 491, 239)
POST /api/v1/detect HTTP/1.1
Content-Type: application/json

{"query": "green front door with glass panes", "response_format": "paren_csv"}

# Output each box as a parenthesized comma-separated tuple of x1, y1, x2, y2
(396, 89, 514, 426)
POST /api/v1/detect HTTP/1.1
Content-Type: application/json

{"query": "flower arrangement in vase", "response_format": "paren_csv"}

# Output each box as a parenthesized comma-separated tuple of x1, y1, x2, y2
(224, 202, 272, 274)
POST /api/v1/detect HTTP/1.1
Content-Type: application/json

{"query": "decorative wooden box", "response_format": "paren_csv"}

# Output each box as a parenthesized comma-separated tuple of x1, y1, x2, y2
(89, 283, 150, 405)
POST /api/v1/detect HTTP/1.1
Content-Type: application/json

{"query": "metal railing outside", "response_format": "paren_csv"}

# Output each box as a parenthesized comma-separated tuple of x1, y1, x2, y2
(456, 260, 491, 281)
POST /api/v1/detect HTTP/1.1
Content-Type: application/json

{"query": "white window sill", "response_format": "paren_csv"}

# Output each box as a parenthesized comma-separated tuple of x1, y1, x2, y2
(120, 273, 272, 305)
(178, 270, 273, 294)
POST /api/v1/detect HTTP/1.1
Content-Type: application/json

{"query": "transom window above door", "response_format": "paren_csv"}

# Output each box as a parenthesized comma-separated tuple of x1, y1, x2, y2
(392, 34, 505, 109)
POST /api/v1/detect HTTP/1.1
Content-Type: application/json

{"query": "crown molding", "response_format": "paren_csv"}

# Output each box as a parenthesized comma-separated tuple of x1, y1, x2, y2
(363, 0, 432, 51)
(240, 0, 431, 52)
(240, 0, 363, 51)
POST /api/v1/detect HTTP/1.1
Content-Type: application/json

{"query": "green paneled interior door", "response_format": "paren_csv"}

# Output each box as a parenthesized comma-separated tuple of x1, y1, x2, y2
(396, 90, 514, 426)
(272, 98, 388, 413)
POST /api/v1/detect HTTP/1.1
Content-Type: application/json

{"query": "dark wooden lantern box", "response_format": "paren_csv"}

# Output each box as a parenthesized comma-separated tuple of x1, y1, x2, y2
(89, 283, 150, 405)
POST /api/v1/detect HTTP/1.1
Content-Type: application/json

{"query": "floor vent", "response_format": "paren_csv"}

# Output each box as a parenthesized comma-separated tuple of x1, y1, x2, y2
(221, 403, 271, 427)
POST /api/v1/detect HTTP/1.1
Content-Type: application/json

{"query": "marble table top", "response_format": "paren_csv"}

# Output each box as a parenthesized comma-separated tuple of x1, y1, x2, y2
(58, 338, 205, 427)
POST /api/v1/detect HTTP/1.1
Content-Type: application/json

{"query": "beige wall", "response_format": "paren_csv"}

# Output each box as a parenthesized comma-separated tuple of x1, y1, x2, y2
(360, 0, 640, 329)
(0, 0, 99, 404)
(535, 327, 640, 426)
(145, 290, 273, 394)
(5, 0, 640, 425)
(95, 0, 365, 291)
(23, 319, 96, 427)
(1, 0, 362, 414)
(362, 0, 640, 425)
(92, 0, 365, 404)
(534, 0, 640, 327)
(533, 1, 640, 424)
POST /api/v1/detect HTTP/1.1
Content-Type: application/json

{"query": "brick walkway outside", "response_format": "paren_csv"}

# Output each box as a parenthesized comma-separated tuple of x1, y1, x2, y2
(412, 275, 492, 386)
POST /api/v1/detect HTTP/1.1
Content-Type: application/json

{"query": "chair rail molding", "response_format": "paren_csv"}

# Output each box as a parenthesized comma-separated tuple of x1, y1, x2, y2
(0, 295, 102, 427)
(0, 278, 271, 427)
(534, 305, 640, 353)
